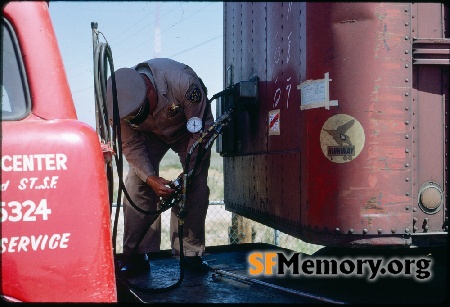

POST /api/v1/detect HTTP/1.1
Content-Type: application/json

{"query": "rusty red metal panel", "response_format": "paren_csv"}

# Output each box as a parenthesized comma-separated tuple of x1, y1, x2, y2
(224, 152, 302, 234)
(300, 2, 415, 244)
(266, 2, 303, 152)
(410, 3, 448, 235)
(301, 2, 414, 242)
(223, 2, 448, 247)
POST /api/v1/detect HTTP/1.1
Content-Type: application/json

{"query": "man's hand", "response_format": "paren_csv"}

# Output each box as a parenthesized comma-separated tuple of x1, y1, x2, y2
(146, 175, 175, 199)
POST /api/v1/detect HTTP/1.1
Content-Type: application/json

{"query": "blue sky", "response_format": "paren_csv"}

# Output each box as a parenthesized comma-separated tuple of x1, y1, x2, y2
(49, 1, 223, 128)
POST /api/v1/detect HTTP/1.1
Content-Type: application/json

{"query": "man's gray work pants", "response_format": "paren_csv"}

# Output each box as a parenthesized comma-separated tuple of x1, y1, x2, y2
(122, 132, 210, 257)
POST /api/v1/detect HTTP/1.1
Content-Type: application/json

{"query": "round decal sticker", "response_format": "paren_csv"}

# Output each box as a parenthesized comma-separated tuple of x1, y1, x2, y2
(320, 114, 365, 163)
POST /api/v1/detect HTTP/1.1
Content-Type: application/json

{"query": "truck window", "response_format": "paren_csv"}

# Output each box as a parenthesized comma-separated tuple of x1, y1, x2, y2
(1, 19, 30, 120)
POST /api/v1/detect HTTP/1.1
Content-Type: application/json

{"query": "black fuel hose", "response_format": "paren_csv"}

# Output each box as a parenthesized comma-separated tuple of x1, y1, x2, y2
(116, 221, 185, 294)
(91, 21, 237, 294)
(91, 22, 185, 293)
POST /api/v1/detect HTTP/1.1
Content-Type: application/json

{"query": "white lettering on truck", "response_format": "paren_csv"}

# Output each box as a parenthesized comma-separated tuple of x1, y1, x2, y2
(1, 154, 68, 172)
(1, 233, 71, 253)
(1, 153, 72, 253)
(18, 176, 59, 190)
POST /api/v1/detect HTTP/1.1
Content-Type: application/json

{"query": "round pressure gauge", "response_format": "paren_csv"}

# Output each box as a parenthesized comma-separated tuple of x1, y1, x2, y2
(187, 117, 202, 133)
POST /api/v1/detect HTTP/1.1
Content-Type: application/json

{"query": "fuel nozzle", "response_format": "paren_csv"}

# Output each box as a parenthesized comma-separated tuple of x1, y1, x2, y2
(168, 176, 182, 191)
(209, 76, 259, 112)
(176, 173, 189, 220)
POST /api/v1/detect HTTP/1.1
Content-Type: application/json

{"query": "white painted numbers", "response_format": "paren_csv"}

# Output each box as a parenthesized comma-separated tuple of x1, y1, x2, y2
(1, 199, 52, 222)
(269, 3, 294, 136)
(273, 77, 292, 110)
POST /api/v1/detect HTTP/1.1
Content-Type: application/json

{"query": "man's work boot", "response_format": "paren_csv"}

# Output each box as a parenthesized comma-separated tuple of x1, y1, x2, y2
(122, 253, 150, 276)
(182, 256, 209, 272)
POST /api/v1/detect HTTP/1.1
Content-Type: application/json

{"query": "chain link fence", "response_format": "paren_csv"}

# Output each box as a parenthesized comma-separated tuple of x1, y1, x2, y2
(110, 151, 323, 256)
(111, 201, 322, 255)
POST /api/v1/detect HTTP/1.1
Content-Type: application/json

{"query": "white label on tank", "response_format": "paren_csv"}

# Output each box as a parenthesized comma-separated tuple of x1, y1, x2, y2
(297, 72, 338, 110)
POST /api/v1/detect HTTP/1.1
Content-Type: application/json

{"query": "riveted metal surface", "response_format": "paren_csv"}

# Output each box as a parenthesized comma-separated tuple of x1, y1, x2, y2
(224, 152, 302, 233)
(266, 2, 303, 152)
(223, 2, 268, 155)
(223, 2, 304, 231)
(410, 3, 449, 235)
(300, 2, 415, 242)
(222, 2, 448, 247)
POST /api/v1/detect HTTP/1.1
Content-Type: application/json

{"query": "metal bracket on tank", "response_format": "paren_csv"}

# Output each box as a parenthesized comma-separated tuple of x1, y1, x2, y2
(234, 77, 259, 111)
(215, 76, 259, 155)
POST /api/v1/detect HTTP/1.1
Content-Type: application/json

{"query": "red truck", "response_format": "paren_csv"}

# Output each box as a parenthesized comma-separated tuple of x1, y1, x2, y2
(1, 1, 116, 302)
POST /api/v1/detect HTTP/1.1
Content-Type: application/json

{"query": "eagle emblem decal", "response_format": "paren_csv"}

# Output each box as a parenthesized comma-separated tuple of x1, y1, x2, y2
(320, 114, 365, 163)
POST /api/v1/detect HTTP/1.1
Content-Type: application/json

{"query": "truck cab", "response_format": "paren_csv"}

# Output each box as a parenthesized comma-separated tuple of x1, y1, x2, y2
(1, 1, 116, 302)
